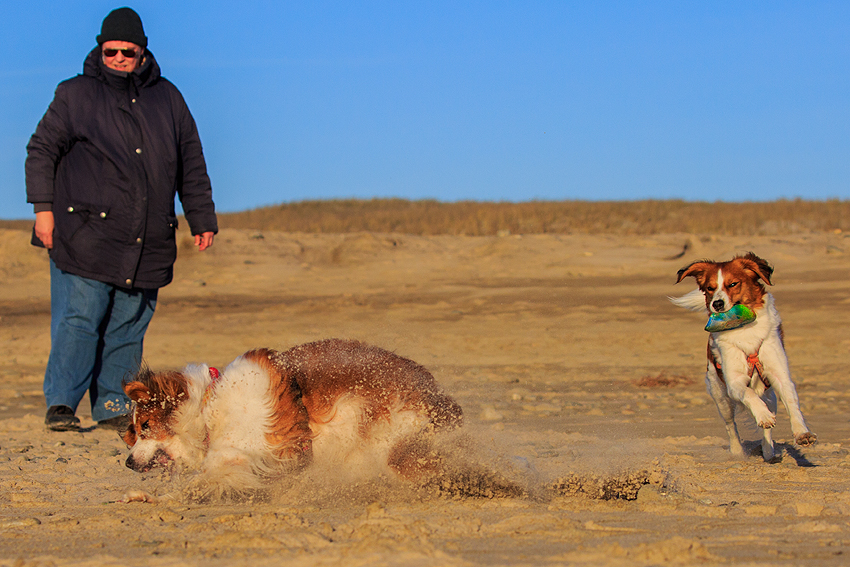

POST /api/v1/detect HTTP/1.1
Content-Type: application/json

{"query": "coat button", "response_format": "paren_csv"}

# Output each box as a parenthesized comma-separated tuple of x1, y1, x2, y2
(135, 148, 142, 154)
(67, 206, 74, 212)
(100, 212, 107, 218)
(136, 238, 142, 243)
(125, 279, 132, 285)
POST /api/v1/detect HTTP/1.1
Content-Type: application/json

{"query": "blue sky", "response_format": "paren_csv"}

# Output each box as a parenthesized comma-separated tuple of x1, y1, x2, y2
(1, 1, 848, 219)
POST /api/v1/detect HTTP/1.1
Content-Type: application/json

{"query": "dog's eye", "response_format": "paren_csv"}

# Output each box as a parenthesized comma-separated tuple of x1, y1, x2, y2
(141, 420, 150, 431)
(706, 286, 716, 293)
(727, 282, 739, 288)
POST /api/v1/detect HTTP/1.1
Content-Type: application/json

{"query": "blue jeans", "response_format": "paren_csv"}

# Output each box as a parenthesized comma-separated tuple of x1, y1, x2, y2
(44, 260, 158, 422)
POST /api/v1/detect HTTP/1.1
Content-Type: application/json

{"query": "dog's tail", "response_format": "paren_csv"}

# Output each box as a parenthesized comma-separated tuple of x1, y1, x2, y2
(668, 289, 708, 314)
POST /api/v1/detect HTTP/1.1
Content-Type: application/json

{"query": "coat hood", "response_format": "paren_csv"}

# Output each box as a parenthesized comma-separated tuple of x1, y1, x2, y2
(83, 45, 162, 90)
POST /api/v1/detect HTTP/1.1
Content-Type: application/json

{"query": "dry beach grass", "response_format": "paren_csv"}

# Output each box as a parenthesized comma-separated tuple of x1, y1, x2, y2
(1, 199, 849, 566)
(217, 198, 850, 236)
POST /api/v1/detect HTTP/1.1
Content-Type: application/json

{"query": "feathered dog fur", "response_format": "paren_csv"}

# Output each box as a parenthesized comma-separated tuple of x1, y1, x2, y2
(672, 252, 816, 461)
(122, 339, 463, 497)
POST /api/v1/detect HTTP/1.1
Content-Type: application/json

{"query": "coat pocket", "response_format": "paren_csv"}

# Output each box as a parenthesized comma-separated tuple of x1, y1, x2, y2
(58, 202, 113, 266)
(63, 201, 110, 233)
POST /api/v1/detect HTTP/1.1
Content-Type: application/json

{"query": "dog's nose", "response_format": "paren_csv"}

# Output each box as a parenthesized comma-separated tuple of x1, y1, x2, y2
(125, 455, 148, 472)
(712, 299, 726, 312)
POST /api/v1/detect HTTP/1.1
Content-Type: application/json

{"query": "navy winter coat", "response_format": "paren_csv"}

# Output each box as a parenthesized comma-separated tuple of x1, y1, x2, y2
(26, 47, 217, 289)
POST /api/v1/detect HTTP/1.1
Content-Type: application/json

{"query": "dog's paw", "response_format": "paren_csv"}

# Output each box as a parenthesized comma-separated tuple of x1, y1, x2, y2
(118, 489, 157, 504)
(755, 413, 776, 429)
(761, 440, 776, 462)
(795, 432, 817, 447)
(729, 440, 745, 457)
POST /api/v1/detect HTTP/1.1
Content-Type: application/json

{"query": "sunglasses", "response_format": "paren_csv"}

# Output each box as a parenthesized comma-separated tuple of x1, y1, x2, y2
(103, 48, 139, 58)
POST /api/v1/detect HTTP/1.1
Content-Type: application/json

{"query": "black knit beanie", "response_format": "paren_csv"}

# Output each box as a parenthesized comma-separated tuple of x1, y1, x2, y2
(96, 7, 148, 48)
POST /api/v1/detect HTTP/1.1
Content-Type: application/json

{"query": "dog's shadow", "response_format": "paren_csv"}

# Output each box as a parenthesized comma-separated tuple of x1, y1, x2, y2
(741, 440, 817, 467)
(780, 443, 817, 467)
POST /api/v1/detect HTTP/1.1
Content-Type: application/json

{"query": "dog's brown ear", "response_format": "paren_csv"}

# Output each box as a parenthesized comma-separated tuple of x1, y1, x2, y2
(676, 260, 712, 284)
(123, 423, 137, 447)
(740, 252, 774, 285)
(123, 381, 152, 405)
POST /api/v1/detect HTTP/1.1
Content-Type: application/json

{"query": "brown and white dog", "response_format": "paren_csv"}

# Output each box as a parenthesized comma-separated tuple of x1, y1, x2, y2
(122, 339, 463, 497)
(672, 253, 816, 461)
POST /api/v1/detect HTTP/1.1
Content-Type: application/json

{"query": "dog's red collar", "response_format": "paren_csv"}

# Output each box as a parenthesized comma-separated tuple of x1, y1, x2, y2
(746, 354, 766, 385)
(711, 352, 770, 389)
(201, 367, 221, 408)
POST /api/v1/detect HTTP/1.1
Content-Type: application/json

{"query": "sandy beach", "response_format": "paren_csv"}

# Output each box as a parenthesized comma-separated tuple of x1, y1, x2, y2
(1, 226, 849, 566)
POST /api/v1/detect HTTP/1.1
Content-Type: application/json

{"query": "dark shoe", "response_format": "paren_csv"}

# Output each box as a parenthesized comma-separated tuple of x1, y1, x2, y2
(45, 405, 80, 431)
(98, 414, 131, 431)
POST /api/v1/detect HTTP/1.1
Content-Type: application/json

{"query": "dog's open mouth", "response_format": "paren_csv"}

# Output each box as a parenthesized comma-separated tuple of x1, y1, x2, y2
(126, 448, 174, 472)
